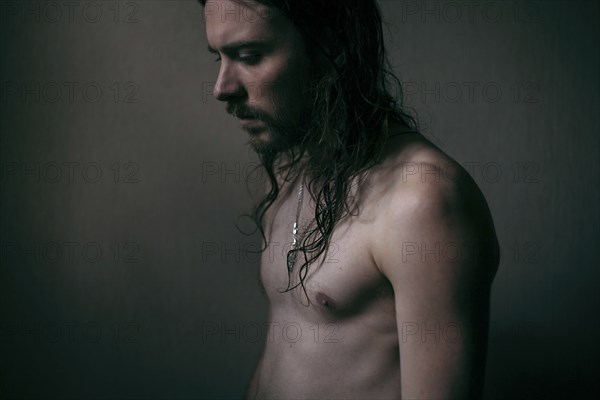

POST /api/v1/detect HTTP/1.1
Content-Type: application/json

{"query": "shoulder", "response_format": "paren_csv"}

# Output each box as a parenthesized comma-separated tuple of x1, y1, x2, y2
(365, 134, 498, 399)
(367, 133, 499, 282)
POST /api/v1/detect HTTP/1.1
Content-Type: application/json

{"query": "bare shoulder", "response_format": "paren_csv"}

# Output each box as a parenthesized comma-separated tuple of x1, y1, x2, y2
(377, 132, 495, 225)
(365, 131, 499, 399)
(367, 132, 500, 281)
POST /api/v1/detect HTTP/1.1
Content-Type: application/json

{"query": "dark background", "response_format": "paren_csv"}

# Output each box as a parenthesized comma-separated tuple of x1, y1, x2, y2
(1, 0, 598, 398)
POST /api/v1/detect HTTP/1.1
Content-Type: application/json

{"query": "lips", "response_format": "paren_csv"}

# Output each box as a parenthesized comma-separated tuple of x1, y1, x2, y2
(227, 105, 261, 123)
(236, 111, 259, 120)
(239, 117, 264, 130)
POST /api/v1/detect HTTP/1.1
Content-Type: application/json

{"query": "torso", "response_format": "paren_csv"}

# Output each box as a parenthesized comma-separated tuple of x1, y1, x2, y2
(250, 128, 449, 399)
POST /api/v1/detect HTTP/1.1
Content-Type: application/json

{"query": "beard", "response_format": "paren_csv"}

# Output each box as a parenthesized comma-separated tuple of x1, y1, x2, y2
(244, 122, 300, 156)
(228, 100, 313, 156)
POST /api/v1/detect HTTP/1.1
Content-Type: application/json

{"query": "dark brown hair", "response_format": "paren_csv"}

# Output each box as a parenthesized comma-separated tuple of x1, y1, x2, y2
(200, 0, 419, 304)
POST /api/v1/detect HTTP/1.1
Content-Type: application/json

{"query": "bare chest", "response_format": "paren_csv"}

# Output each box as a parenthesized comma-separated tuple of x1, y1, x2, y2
(259, 184, 394, 321)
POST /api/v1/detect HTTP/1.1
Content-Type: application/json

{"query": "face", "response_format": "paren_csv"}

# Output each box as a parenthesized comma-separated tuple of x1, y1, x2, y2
(205, 0, 315, 154)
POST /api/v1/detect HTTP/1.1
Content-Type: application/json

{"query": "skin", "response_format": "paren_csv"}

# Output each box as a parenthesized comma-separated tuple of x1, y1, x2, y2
(205, 1, 500, 399)
(206, 0, 315, 154)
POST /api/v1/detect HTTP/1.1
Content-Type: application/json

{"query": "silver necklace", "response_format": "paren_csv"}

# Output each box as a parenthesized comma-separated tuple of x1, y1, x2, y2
(288, 172, 305, 273)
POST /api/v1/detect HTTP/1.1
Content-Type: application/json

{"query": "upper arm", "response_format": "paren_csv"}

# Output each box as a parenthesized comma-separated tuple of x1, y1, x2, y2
(372, 161, 499, 399)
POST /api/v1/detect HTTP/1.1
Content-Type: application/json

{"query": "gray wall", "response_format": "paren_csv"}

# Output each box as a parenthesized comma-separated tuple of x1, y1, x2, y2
(1, 1, 598, 398)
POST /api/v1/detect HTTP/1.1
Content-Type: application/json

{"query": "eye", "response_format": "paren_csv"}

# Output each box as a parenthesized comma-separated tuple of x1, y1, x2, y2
(238, 54, 262, 65)
(213, 55, 222, 63)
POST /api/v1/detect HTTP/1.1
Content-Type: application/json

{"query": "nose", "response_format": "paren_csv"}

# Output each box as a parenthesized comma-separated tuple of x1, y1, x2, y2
(213, 62, 245, 102)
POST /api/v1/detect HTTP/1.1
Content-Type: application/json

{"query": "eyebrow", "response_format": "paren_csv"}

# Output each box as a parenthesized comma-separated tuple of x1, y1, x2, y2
(207, 39, 272, 54)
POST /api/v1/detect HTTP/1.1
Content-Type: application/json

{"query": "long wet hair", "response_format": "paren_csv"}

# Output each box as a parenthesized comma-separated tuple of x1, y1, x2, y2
(200, 0, 419, 304)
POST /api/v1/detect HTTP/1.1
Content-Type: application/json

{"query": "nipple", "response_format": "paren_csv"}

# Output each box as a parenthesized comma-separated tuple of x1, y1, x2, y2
(315, 292, 331, 307)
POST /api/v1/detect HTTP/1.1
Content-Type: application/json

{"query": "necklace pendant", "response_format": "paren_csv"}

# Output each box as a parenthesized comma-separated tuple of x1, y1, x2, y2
(288, 173, 305, 274)
(287, 251, 296, 272)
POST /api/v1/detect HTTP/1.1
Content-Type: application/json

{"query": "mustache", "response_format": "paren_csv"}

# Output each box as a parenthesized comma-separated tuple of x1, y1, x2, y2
(226, 104, 262, 119)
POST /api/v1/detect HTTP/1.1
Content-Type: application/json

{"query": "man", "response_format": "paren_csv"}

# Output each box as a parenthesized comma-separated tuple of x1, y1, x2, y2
(202, 0, 500, 399)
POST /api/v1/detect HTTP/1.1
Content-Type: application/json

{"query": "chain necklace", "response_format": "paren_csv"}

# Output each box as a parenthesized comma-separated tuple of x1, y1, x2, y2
(288, 171, 306, 273)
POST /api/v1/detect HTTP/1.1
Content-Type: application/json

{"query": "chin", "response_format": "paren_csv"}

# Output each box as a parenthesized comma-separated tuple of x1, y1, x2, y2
(245, 124, 296, 155)
(243, 124, 268, 135)
(247, 131, 274, 154)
